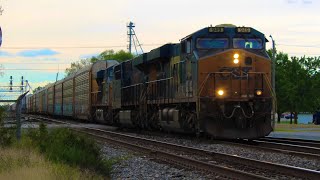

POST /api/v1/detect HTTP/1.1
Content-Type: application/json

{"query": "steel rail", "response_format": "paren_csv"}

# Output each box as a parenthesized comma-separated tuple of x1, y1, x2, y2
(220, 140, 320, 161)
(260, 137, 320, 148)
(29, 115, 320, 180)
(252, 140, 320, 155)
(28, 116, 267, 179)
(82, 127, 320, 180)
(74, 129, 268, 180)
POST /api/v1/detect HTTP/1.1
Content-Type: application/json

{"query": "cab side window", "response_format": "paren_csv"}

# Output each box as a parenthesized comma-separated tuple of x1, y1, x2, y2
(186, 39, 191, 54)
(181, 38, 192, 54)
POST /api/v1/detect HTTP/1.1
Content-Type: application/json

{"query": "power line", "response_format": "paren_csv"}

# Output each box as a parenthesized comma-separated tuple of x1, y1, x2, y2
(277, 43, 320, 48)
(287, 53, 320, 56)
(0, 68, 61, 71)
(1, 62, 71, 64)
(0, 44, 164, 50)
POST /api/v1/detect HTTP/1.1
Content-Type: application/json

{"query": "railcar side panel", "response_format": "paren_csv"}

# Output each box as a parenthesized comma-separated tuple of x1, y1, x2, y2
(32, 94, 36, 113)
(74, 72, 90, 120)
(63, 78, 74, 117)
(41, 89, 47, 114)
(54, 82, 63, 116)
(47, 85, 54, 115)
(35, 92, 40, 113)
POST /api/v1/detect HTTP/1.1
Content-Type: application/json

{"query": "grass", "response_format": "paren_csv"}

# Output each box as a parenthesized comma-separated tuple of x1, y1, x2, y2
(0, 118, 116, 179)
(273, 128, 300, 132)
(19, 124, 113, 176)
(274, 122, 320, 132)
(0, 147, 105, 180)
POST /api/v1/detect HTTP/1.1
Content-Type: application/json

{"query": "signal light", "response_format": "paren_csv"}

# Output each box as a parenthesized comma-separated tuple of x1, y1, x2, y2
(233, 53, 239, 59)
(233, 59, 239, 64)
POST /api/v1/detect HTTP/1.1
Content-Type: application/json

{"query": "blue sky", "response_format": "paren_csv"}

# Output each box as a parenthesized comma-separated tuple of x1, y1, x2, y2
(0, 0, 320, 100)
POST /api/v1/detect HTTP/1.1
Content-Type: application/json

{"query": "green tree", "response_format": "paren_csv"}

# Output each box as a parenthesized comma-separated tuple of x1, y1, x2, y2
(271, 49, 320, 124)
(33, 86, 44, 93)
(65, 50, 134, 77)
(299, 56, 320, 112)
(91, 49, 134, 63)
(267, 50, 290, 123)
(65, 59, 91, 76)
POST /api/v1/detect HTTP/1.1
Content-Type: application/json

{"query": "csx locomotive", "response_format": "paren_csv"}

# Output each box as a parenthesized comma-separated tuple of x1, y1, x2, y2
(27, 25, 275, 139)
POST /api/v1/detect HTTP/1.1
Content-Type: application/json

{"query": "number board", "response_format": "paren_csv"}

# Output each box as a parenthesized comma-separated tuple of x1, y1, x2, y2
(236, 27, 251, 33)
(208, 27, 224, 33)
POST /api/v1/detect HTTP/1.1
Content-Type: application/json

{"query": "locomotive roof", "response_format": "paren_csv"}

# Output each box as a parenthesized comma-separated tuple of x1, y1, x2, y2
(181, 26, 267, 41)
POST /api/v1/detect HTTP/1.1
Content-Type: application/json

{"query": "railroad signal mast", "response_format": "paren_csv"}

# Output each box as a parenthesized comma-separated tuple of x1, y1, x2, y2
(127, 21, 143, 55)
(1, 76, 31, 93)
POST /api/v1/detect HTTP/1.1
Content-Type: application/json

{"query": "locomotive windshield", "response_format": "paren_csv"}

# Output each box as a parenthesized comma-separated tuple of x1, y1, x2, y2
(196, 38, 229, 49)
(233, 38, 263, 49)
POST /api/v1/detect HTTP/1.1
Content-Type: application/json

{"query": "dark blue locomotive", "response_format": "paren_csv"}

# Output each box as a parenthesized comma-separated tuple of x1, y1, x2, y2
(28, 25, 275, 139)
(92, 25, 275, 139)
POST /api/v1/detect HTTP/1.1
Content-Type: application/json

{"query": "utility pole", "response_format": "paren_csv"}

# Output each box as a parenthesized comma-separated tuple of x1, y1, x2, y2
(270, 35, 276, 92)
(16, 91, 29, 141)
(56, 64, 59, 82)
(127, 21, 143, 55)
(127, 22, 134, 54)
(270, 35, 277, 125)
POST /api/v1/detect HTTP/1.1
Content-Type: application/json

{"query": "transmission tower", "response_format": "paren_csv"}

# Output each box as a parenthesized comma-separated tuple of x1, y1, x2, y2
(127, 21, 143, 55)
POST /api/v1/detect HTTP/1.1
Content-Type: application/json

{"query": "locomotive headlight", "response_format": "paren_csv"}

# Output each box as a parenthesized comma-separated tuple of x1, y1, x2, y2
(233, 58, 239, 64)
(233, 53, 239, 59)
(217, 90, 224, 96)
(256, 90, 263, 96)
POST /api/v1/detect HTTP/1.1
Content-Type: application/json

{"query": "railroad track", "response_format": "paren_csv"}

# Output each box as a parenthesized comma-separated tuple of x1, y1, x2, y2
(252, 138, 320, 155)
(28, 115, 320, 180)
(224, 138, 320, 161)
(260, 137, 320, 148)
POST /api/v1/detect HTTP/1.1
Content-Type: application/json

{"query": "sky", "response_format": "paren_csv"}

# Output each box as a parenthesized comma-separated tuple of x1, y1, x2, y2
(0, 0, 320, 100)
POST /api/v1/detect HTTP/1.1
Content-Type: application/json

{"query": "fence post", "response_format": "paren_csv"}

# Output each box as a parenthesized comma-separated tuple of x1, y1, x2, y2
(16, 91, 29, 141)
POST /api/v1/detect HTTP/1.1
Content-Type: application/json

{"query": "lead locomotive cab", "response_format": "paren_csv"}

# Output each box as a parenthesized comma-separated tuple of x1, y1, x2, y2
(195, 25, 275, 139)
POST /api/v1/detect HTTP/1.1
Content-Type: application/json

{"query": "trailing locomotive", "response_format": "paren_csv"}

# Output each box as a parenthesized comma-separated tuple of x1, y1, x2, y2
(27, 25, 275, 139)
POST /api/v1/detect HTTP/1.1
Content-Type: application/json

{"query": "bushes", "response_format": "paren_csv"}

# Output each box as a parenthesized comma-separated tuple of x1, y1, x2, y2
(0, 127, 15, 147)
(0, 106, 15, 147)
(0, 147, 104, 179)
(24, 125, 111, 176)
(0, 107, 111, 177)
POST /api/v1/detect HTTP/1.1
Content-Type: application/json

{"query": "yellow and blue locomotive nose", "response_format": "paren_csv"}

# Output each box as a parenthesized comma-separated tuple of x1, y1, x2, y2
(198, 49, 271, 99)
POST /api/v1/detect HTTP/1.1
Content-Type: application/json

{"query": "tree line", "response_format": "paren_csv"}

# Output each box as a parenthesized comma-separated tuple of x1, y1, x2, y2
(65, 50, 133, 76)
(267, 50, 320, 124)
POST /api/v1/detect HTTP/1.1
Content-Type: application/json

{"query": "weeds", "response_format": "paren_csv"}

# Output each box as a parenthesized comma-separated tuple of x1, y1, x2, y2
(0, 106, 15, 147)
(0, 108, 114, 178)
(21, 125, 112, 176)
(0, 148, 104, 180)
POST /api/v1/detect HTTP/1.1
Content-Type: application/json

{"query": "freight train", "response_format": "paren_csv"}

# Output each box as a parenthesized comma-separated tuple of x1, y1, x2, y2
(27, 25, 275, 139)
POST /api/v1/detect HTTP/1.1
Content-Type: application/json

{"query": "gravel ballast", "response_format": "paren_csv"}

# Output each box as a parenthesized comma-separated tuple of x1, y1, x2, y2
(120, 132, 320, 171)
(101, 144, 215, 179)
